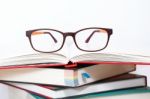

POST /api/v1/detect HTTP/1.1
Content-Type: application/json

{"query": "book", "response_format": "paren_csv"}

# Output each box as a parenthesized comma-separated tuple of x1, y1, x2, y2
(0, 52, 150, 69)
(0, 64, 135, 87)
(2, 74, 147, 99)
(72, 87, 150, 99)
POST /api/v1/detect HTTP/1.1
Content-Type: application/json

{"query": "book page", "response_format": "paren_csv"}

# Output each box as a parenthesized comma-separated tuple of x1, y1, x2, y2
(0, 53, 69, 66)
(71, 52, 150, 64)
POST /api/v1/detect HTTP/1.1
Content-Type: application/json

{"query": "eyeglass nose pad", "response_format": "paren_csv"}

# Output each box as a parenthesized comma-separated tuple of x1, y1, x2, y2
(65, 36, 75, 46)
(62, 36, 78, 58)
(62, 33, 76, 48)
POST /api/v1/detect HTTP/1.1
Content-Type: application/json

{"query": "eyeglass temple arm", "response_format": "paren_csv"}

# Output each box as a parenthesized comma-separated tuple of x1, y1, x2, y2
(44, 32, 57, 43)
(85, 30, 100, 43)
(31, 31, 57, 43)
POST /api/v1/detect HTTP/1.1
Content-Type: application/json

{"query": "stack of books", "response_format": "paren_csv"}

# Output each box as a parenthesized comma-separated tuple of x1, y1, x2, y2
(0, 52, 150, 99)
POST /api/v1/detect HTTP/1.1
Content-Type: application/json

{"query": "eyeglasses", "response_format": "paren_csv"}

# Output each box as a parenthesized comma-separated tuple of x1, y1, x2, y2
(26, 27, 113, 53)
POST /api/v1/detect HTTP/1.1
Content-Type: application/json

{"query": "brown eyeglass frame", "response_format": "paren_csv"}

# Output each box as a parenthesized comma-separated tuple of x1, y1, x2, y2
(26, 27, 113, 53)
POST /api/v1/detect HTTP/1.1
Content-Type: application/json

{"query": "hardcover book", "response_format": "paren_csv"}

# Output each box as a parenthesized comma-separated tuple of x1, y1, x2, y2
(3, 74, 147, 99)
(0, 64, 135, 87)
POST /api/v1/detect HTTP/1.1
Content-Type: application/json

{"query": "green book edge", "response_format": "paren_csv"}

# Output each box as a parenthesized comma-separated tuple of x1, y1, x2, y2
(31, 94, 45, 99)
(30, 87, 150, 99)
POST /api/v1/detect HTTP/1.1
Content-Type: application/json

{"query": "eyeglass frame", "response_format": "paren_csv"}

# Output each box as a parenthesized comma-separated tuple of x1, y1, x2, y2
(26, 27, 113, 53)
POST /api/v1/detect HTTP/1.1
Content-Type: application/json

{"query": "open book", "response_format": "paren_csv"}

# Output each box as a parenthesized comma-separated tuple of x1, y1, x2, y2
(0, 52, 150, 68)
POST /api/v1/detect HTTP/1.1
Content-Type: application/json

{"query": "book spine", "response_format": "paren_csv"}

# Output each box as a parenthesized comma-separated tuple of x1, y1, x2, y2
(65, 64, 77, 68)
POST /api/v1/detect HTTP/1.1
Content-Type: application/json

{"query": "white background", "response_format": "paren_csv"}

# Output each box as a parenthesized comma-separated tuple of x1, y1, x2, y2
(0, 0, 150, 99)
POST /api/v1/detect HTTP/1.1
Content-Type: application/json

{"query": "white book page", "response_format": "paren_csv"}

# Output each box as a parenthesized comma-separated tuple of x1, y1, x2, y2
(0, 53, 69, 66)
(71, 52, 150, 63)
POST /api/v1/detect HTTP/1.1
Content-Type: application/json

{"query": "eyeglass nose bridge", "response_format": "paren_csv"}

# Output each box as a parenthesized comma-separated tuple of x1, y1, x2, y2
(63, 32, 76, 45)
(64, 32, 76, 38)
